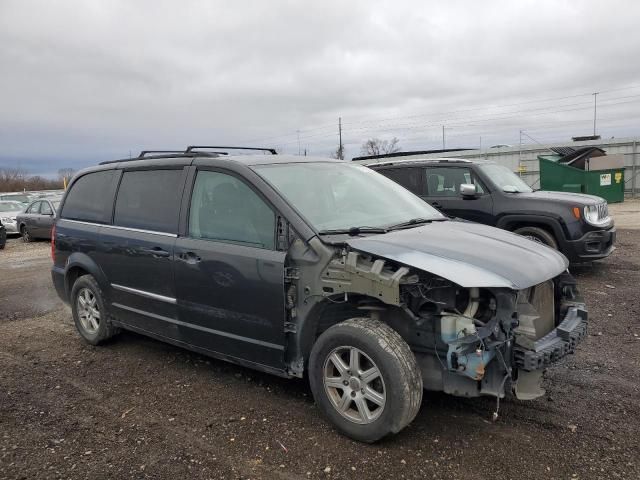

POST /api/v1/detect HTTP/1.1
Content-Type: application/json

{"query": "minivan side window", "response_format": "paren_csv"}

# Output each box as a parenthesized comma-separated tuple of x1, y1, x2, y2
(114, 169, 183, 234)
(424, 167, 485, 196)
(189, 170, 275, 249)
(61, 170, 119, 223)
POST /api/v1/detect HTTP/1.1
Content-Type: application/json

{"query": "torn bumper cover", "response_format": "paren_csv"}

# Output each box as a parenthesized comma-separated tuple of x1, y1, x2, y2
(513, 305, 588, 371)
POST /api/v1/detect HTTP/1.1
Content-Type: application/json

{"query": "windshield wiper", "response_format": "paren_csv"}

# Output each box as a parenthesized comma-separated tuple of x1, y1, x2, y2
(387, 217, 444, 231)
(318, 226, 388, 236)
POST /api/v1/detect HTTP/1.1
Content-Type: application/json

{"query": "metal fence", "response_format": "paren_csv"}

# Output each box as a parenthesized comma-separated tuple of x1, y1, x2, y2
(375, 137, 639, 198)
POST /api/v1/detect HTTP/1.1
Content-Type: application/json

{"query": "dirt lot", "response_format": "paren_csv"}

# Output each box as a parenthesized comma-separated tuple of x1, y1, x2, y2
(1, 231, 639, 480)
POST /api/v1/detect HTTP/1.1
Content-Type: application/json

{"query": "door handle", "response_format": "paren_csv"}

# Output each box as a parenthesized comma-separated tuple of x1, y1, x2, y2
(178, 251, 202, 264)
(140, 246, 171, 258)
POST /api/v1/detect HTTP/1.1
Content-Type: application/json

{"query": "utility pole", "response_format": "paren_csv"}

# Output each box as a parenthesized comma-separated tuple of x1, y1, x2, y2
(297, 130, 301, 155)
(593, 92, 598, 136)
(479, 136, 482, 151)
(338, 117, 343, 160)
(442, 125, 445, 150)
(518, 130, 523, 177)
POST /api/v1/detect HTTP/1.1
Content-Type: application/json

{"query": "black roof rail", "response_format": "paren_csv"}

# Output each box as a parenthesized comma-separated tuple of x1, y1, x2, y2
(185, 145, 277, 155)
(99, 153, 195, 165)
(138, 150, 185, 158)
(366, 158, 474, 168)
(352, 148, 472, 161)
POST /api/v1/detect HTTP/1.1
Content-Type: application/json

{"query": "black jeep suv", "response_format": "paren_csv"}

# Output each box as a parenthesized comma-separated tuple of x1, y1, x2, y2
(52, 147, 587, 442)
(366, 157, 615, 263)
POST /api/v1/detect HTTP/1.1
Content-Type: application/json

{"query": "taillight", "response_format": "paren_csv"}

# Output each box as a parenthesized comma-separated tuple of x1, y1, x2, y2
(51, 223, 56, 262)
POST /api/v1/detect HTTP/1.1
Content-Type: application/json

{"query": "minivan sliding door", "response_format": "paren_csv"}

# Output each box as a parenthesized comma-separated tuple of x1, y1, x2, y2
(98, 168, 186, 338)
(173, 168, 287, 371)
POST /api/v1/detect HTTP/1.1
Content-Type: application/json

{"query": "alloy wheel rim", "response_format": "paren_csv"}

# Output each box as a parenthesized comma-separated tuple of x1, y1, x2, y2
(524, 234, 545, 245)
(77, 288, 100, 334)
(323, 346, 386, 424)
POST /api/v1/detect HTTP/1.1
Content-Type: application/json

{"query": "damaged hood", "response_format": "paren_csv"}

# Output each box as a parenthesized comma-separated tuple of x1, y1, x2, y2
(346, 220, 568, 290)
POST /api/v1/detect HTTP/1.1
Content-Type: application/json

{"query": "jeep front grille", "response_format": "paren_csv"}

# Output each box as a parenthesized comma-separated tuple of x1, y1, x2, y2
(597, 202, 609, 222)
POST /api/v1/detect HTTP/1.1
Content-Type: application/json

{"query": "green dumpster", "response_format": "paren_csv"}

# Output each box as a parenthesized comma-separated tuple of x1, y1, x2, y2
(538, 147, 625, 203)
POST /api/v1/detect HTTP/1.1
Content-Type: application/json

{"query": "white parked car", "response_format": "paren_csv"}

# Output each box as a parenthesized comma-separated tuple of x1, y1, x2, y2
(0, 200, 26, 234)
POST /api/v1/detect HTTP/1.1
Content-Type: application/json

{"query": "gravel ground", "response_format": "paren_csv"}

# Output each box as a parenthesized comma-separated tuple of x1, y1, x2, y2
(1, 233, 639, 480)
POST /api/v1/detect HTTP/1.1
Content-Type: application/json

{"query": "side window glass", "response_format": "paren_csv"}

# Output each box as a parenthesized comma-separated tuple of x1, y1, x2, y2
(114, 169, 183, 233)
(380, 168, 424, 195)
(463, 171, 485, 194)
(61, 170, 119, 223)
(189, 171, 275, 250)
(425, 167, 484, 196)
(27, 202, 41, 214)
(41, 202, 53, 215)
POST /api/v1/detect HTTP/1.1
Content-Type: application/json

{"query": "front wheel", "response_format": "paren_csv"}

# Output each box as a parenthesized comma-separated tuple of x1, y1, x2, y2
(513, 226, 558, 250)
(21, 225, 32, 243)
(308, 318, 422, 443)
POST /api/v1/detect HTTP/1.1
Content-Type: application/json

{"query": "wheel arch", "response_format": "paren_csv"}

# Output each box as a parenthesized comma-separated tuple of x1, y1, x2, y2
(496, 214, 566, 245)
(64, 253, 110, 300)
(292, 295, 416, 374)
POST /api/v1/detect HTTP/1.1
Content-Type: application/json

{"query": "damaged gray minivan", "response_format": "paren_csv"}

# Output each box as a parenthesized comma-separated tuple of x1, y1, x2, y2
(52, 150, 587, 443)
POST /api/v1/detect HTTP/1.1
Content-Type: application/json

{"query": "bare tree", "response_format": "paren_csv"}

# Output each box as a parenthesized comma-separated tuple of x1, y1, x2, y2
(57, 168, 76, 181)
(360, 137, 401, 156)
(0, 168, 60, 193)
(330, 145, 345, 160)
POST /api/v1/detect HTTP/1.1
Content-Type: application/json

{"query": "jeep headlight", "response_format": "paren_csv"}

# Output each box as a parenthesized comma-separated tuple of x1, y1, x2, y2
(583, 203, 610, 227)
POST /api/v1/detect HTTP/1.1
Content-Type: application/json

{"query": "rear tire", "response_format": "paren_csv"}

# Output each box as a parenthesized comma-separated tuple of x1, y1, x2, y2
(514, 226, 558, 250)
(70, 275, 119, 345)
(308, 317, 422, 443)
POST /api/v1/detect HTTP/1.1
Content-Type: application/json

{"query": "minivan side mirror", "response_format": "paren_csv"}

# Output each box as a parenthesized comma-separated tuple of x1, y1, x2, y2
(460, 183, 478, 198)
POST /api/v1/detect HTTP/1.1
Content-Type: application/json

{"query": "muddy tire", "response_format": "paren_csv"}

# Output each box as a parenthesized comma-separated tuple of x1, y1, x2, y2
(514, 226, 558, 249)
(308, 317, 422, 443)
(21, 225, 32, 243)
(70, 274, 119, 345)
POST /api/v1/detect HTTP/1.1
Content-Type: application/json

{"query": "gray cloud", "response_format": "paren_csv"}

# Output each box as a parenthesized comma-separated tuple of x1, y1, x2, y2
(1, 0, 639, 173)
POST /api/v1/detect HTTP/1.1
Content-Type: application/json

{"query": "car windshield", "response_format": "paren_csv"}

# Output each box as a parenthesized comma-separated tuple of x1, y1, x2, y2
(254, 162, 444, 231)
(479, 164, 533, 193)
(0, 202, 23, 212)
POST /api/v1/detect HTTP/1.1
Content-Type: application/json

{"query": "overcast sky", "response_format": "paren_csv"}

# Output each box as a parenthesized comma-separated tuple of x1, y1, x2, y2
(1, 0, 639, 175)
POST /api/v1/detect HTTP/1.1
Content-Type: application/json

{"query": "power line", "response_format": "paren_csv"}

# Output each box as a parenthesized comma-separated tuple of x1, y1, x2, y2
(238, 84, 640, 146)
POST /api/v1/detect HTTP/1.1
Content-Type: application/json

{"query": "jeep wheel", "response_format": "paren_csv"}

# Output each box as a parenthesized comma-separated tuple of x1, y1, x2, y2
(71, 274, 119, 345)
(514, 226, 558, 250)
(21, 225, 32, 243)
(309, 318, 422, 443)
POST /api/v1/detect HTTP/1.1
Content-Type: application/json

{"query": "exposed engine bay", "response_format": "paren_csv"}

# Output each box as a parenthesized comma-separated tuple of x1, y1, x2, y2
(286, 239, 588, 407)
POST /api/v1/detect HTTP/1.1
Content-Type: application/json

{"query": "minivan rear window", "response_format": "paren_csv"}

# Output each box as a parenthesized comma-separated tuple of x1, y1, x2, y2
(61, 171, 119, 223)
(113, 169, 183, 234)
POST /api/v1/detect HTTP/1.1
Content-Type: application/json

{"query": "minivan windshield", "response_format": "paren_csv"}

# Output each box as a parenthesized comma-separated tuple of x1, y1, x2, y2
(254, 162, 445, 232)
(479, 164, 533, 193)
